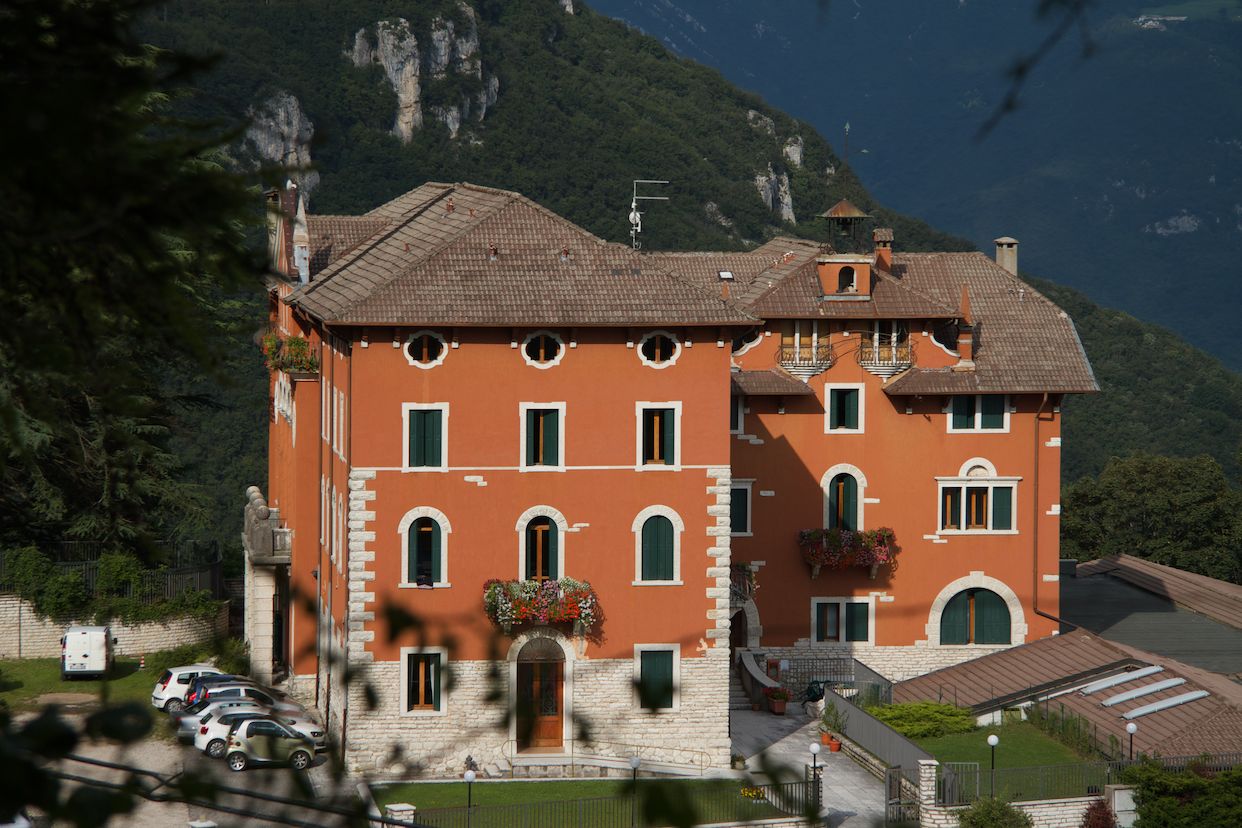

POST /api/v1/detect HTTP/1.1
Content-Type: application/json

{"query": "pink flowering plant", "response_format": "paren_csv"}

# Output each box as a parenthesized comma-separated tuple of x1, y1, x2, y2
(798, 527, 900, 574)
(483, 577, 598, 635)
(853, 528, 901, 567)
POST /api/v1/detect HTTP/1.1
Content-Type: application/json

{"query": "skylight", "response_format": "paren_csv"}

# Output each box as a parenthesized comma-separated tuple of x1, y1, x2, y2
(1080, 666, 1164, 695)
(1102, 678, 1187, 707)
(1122, 690, 1211, 720)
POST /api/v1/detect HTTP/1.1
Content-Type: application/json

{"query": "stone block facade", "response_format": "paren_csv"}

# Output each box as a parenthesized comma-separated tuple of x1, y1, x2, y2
(756, 642, 1010, 683)
(0, 594, 228, 659)
(342, 653, 729, 776)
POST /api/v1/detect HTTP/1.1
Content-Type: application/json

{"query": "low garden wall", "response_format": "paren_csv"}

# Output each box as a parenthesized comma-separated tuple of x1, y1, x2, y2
(0, 593, 228, 658)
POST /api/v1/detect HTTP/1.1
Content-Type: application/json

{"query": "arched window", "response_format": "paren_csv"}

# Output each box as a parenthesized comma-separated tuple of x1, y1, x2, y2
(640, 516, 675, 581)
(525, 517, 558, 582)
(837, 266, 855, 293)
(940, 589, 1010, 645)
(408, 517, 441, 586)
(827, 473, 858, 531)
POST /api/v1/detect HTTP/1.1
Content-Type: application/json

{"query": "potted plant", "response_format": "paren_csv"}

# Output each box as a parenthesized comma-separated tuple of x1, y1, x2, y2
(854, 528, 901, 579)
(821, 704, 848, 751)
(797, 528, 858, 577)
(763, 686, 791, 715)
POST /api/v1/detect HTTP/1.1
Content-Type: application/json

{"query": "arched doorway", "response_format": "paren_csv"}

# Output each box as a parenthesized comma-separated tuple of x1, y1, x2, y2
(516, 637, 565, 751)
(729, 610, 749, 654)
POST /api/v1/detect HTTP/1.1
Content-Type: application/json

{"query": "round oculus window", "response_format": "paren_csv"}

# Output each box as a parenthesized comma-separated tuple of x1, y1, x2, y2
(524, 333, 562, 364)
(407, 333, 445, 365)
(641, 333, 676, 365)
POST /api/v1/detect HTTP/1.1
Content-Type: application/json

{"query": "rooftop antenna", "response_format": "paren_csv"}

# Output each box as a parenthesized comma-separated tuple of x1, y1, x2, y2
(629, 179, 670, 249)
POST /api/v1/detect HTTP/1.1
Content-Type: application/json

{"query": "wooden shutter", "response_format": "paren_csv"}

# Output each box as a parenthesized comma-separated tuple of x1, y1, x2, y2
(428, 654, 441, 711)
(408, 412, 424, 466)
(992, 486, 1013, 531)
(405, 652, 418, 711)
(640, 650, 674, 709)
(980, 395, 1005, 429)
(827, 477, 840, 529)
(841, 475, 858, 531)
(942, 487, 962, 530)
(641, 517, 674, 581)
(423, 411, 441, 466)
(730, 487, 749, 534)
(973, 590, 1011, 645)
(845, 603, 869, 642)
(842, 389, 859, 429)
(430, 522, 442, 584)
(542, 411, 559, 466)
(660, 409, 675, 464)
(524, 522, 538, 579)
(816, 603, 841, 642)
(546, 521, 558, 579)
(940, 591, 970, 644)
(641, 410, 656, 463)
(525, 410, 539, 465)
(951, 396, 975, 429)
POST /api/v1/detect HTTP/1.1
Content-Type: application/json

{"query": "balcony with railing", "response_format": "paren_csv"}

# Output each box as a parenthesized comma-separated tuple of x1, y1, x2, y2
(778, 341, 835, 379)
(856, 336, 913, 378)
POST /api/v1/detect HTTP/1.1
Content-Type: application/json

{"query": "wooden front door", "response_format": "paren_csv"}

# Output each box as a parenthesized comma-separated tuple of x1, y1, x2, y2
(517, 661, 563, 750)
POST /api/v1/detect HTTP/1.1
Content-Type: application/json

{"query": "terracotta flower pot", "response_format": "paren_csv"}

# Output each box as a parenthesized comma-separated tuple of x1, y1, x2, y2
(820, 730, 831, 746)
(770, 700, 787, 715)
(828, 738, 842, 752)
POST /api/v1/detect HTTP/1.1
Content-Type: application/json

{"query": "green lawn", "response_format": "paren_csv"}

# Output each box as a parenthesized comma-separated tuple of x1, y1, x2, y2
(915, 722, 1082, 769)
(372, 779, 793, 826)
(0, 658, 157, 710)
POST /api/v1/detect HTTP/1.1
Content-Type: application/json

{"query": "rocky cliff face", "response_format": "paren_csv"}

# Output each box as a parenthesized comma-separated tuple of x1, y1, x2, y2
(244, 90, 320, 197)
(349, 2, 499, 142)
(754, 163, 795, 224)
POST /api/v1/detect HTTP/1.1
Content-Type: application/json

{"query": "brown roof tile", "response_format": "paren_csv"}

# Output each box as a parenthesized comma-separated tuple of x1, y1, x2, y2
(1077, 555, 1242, 631)
(306, 215, 389, 277)
(731, 369, 816, 396)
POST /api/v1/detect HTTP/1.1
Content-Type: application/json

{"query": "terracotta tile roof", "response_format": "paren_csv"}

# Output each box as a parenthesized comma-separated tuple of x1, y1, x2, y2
(895, 630, 1242, 757)
(306, 215, 389, 277)
(745, 262, 959, 319)
(290, 183, 758, 327)
(1076, 555, 1242, 631)
(730, 369, 816, 396)
(642, 238, 824, 304)
(881, 253, 1098, 394)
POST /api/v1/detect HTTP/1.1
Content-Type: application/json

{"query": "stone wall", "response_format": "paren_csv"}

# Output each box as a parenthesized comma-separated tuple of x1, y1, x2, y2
(917, 759, 1099, 828)
(343, 653, 730, 776)
(756, 642, 1010, 683)
(0, 593, 228, 659)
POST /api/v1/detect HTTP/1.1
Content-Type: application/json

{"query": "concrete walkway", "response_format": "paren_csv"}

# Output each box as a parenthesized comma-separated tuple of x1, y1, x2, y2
(732, 706, 887, 827)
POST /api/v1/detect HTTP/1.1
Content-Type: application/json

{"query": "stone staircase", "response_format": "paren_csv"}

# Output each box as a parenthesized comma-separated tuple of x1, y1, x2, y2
(730, 668, 752, 711)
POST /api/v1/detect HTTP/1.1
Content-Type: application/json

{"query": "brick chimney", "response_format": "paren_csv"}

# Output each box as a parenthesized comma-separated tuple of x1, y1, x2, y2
(994, 237, 1018, 275)
(952, 284, 975, 371)
(873, 227, 893, 271)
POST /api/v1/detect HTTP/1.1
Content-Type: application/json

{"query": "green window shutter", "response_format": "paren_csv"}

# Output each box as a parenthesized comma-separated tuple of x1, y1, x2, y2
(981, 395, 1006, 429)
(730, 396, 741, 431)
(641, 410, 655, 463)
(845, 603, 869, 642)
(429, 654, 441, 711)
(942, 487, 962, 530)
(525, 410, 539, 465)
(546, 521, 558, 579)
(661, 409, 675, 464)
(641, 517, 674, 581)
(940, 591, 970, 645)
(815, 603, 829, 641)
(841, 475, 858, 531)
(829, 390, 841, 430)
(992, 486, 1013, 530)
(951, 396, 975, 429)
(827, 478, 840, 529)
(430, 523, 442, 583)
(424, 411, 442, 466)
(973, 590, 1011, 645)
(542, 411, 559, 466)
(730, 487, 749, 534)
(409, 412, 424, 466)
(640, 650, 674, 709)
(843, 389, 859, 429)
(524, 523, 537, 579)
(407, 529, 416, 584)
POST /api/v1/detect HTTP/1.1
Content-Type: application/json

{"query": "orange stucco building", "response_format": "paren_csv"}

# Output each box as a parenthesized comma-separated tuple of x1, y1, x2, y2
(245, 182, 1095, 774)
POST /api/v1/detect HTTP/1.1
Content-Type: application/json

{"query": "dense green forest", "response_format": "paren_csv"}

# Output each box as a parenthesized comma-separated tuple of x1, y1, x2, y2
(136, 0, 1242, 573)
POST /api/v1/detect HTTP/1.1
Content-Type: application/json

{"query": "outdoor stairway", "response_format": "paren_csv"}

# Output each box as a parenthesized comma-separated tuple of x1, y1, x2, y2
(730, 669, 752, 711)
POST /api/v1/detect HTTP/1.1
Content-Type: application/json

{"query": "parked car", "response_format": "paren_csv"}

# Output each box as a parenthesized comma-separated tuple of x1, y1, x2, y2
(200, 683, 303, 715)
(195, 709, 271, 759)
(275, 714, 327, 753)
(151, 664, 223, 712)
(60, 626, 115, 680)
(225, 717, 317, 771)
(183, 674, 254, 707)
(175, 700, 264, 745)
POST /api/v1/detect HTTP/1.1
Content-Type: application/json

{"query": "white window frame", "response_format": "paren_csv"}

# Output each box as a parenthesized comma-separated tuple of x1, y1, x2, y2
(824, 383, 866, 434)
(401, 403, 449, 473)
(946, 394, 1011, 433)
(633, 644, 680, 711)
(935, 478, 1021, 535)
(635, 401, 683, 471)
(399, 646, 449, 717)
(321, 380, 329, 442)
(515, 506, 568, 581)
(520, 330, 567, 370)
(397, 507, 452, 588)
(337, 491, 345, 574)
(730, 394, 745, 435)
(730, 480, 754, 537)
(809, 596, 875, 646)
(637, 330, 682, 370)
(518, 402, 567, 472)
(630, 506, 684, 586)
(821, 464, 868, 532)
(328, 484, 337, 565)
(404, 329, 449, 370)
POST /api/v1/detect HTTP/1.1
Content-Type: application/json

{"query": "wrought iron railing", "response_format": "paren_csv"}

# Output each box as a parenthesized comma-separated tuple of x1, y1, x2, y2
(729, 563, 755, 603)
(857, 338, 913, 367)
(779, 341, 835, 369)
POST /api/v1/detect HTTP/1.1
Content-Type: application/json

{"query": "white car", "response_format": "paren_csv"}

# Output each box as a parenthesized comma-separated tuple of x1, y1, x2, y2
(152, 664, 223, 712)
(176, 699, 264, 744)
(195, 708, 270, 758)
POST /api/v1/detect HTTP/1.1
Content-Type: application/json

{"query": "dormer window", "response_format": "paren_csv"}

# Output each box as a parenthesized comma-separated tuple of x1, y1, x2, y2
(837, 266, 856, 293)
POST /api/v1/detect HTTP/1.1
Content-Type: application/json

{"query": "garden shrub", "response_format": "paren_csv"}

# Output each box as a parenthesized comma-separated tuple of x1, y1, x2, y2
(1122, 761, 1242, 828)
(957, 798, 1033, 828)
(95, 552, 146, 598)
(1080, 799, 1117, 828)
(213, 637, 250, 676)
(872, 702, 975, 738)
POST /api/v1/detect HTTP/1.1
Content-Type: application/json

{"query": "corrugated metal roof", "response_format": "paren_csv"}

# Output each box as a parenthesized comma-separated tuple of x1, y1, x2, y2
(1076, 555, 1242, 631)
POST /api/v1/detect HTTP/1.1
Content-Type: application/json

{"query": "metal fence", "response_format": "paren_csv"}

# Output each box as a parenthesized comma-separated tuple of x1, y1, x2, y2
(936, 752, 1242, 806)
(823, 688, 934, 785)
(395, 780, 816, 828)
(0, 540, 223, 603)
(772, 657, 892, 708)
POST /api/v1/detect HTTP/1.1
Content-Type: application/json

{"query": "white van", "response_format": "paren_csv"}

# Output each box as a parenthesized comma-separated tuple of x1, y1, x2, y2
(60, 626, 116, 679)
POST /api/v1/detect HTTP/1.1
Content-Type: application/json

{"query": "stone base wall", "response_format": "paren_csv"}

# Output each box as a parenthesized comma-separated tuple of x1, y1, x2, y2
(0, 594, 228, 659)
(920, 796, 1095, 828)
(343, 655, 730, 777)
(756, 642, 1010, 683)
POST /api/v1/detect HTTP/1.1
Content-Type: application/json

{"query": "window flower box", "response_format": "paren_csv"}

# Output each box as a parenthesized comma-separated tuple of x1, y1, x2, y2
(262, 333, 319, 375)
(483, 578, 599, 637)
(797, 528, 900, 578)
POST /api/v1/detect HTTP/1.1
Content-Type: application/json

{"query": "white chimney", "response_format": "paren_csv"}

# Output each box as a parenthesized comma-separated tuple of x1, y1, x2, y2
(292, 188, 311, 284)
(994, 237, 1018, 276)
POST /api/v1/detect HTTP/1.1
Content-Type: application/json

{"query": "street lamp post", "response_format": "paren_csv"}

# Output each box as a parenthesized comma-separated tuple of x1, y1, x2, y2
(1126, 722, 1138, 761)
(463, 769, 476, 828)
(630, 756, 641, 828)
(809, 742, 822, 813)
(987, 734, 999, 799)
